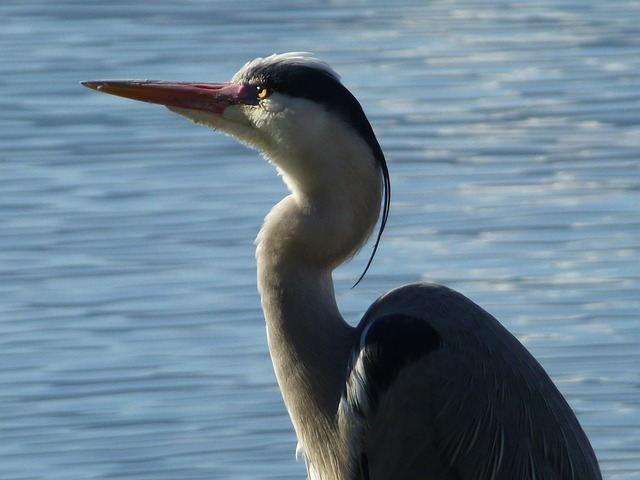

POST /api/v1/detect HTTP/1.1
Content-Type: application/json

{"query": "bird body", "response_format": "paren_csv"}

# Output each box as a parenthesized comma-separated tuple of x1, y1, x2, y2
(82, 53, 601, 480)
(346, 284, 600, 479)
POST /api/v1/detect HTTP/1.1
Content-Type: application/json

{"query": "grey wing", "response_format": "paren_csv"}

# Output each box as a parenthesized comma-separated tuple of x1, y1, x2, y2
(339, 283, 601, 480)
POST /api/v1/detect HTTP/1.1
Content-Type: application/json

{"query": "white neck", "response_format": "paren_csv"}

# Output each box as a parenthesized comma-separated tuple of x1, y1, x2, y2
(255, 129, 382, 477)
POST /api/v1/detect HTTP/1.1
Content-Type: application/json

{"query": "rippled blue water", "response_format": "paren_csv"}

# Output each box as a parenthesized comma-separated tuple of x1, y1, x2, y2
(2, 1, 639, 478)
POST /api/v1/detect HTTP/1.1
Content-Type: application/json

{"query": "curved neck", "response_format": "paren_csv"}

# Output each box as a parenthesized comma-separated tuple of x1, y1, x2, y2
(258, 246, 353, 414)
(256, 192, 373, 413)
(255, 141, 382, 475)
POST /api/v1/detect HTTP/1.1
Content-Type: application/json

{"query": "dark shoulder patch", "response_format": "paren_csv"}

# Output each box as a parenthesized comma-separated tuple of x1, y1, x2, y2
(340, 314, 442, 466)
(361, 314, 442, 393)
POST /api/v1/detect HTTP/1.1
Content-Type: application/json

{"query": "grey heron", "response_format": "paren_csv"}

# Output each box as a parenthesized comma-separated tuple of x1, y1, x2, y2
(82, 53, 601, 480)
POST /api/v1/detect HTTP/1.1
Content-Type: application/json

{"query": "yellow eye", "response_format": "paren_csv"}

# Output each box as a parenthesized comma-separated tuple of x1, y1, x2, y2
(256, 85, 269, 100)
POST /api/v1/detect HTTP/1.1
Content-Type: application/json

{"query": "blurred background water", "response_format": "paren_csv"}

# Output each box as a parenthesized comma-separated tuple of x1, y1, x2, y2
(1, 0, 639, 478)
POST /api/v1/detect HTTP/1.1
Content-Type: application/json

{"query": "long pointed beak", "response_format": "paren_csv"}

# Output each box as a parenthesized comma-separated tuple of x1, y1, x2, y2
(80, 80, 256, 114)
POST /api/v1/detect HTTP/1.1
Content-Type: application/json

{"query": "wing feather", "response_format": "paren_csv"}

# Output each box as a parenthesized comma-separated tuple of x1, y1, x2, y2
(339, 283, 601, 480)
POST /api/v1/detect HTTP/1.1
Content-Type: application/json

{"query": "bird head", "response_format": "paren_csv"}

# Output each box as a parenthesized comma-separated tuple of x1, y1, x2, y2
(82, 53, 383, 182)
(82, 53, 390, 283)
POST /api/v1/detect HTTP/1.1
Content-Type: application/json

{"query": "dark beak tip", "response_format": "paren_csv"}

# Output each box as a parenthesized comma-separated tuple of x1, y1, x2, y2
(80, 80, 101, 91)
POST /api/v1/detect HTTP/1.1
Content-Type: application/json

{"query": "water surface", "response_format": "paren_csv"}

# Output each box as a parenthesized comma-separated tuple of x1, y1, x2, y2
(1, 1, 639, 478)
